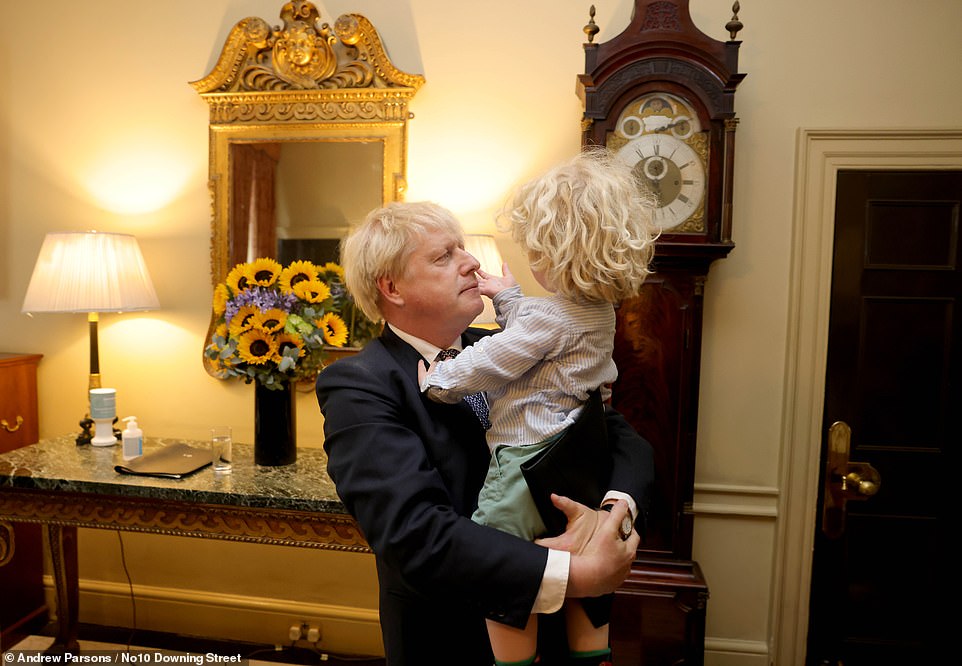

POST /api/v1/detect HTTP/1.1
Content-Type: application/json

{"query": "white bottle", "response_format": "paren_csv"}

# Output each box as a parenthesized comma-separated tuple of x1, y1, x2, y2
(121, 417, 143, 461)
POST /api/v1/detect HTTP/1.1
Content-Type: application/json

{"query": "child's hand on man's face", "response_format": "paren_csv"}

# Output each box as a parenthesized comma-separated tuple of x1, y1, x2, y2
(477, 262, 518, 298)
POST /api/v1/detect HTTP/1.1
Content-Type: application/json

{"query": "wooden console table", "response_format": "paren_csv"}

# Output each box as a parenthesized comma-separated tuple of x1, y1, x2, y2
(0, 436, 368, 652)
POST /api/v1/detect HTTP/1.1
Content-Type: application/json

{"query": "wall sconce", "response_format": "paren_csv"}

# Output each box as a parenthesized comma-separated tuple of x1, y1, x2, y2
(21, 231, 160, 444)
(464, 234, 505, 326)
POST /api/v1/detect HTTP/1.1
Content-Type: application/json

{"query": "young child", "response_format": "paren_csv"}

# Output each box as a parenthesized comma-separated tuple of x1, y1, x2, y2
(418, 149, 657, 666)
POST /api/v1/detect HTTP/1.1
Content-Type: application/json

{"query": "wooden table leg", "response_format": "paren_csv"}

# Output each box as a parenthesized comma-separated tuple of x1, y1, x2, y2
(46, 524, 80, 653)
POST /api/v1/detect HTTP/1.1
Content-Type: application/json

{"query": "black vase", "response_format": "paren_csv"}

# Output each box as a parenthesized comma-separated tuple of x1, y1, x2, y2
(254, 381, 296, 466)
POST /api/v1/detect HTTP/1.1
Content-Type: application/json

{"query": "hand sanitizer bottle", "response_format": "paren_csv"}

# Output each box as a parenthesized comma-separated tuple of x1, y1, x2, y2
(121, 417, 143, 461)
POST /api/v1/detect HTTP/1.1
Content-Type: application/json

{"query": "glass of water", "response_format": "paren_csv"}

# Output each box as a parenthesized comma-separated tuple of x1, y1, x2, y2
(211, 426, 232, 473)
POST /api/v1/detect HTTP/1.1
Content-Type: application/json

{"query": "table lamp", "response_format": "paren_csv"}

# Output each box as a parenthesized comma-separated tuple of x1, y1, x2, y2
(464, 234, 505, 326)
(21, 231, 160, 444)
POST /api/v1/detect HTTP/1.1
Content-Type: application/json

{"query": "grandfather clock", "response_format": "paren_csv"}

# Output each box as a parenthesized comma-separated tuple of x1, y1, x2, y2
(577, 1, 745, 663)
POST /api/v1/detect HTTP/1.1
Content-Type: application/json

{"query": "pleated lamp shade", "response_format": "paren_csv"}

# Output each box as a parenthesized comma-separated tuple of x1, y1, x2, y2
(22, 231, 159, 314)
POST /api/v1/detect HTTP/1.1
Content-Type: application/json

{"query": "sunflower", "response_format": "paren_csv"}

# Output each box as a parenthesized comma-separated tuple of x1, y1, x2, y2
(252, 308, 288, 333)
(213, 284, 230, 316)
(320, 262, 345, 279)
(279, 260, 319, 295)
(229, 305, 260, 337)
(226, 263, 251, 293)
(293, 278, 331, 304)
(275, 332, 306, 360)
(205, 258, 354, 386)
(248, 258, 283, 287)
(317, 312, 349, 347)
(237, 329, 278, 365)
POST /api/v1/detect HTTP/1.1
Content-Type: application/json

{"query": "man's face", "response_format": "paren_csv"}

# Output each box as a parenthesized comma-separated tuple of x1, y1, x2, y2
(390, 230, 484, 341)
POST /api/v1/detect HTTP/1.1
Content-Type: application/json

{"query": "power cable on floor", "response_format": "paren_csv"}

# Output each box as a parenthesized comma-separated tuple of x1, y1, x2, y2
(116, 530, 137, 649)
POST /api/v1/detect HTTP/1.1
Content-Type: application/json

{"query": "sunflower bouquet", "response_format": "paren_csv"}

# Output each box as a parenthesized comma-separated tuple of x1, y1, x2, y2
(205, 258, 349, 389)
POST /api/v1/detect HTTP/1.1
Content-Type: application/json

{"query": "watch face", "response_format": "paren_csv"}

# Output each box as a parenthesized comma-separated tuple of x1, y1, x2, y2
(615, 133, 705, 231)
(608, 93, 708, 232)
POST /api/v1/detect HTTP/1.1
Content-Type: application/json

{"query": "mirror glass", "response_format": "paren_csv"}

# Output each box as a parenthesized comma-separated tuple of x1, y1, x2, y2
(193, 2, 423, 376)
(229, 140, 383, 268)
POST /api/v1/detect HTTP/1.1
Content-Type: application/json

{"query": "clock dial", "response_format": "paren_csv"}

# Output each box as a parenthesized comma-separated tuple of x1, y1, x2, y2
(615, 94, 702, 138)
(609, 93, 708, 231)
(616, 133, 706, 231)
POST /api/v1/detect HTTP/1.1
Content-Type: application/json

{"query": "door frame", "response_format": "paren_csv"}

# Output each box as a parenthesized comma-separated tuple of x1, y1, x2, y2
(772, 128, 962, 665)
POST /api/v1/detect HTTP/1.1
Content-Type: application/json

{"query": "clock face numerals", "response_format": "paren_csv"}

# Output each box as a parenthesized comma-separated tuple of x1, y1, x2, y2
(616, 133, 706, 231)
(609, 93, 708, 232)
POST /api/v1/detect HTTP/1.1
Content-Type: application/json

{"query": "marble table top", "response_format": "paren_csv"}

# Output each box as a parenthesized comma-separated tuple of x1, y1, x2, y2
(0, 435, 347, 515)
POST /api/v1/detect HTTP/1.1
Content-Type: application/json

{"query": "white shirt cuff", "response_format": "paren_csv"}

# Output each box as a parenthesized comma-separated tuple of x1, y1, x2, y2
(532, 548, 569, 615)
(603, 490, 637, 524)
(531, 491, 636, 615)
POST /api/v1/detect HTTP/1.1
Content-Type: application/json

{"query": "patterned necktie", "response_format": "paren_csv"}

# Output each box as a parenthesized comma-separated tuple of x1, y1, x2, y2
(436, 348, 492, 430)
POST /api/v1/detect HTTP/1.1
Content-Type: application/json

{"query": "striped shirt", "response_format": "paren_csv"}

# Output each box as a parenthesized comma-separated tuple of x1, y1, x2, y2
(424, 285, 617, 452)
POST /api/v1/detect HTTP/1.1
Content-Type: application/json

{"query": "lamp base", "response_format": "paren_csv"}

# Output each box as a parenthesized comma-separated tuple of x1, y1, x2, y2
(91, 418, 117, 446)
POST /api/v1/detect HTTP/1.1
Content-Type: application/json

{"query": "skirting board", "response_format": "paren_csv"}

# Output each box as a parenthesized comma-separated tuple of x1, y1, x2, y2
(704, 638, 770, 666)
(44, 578, 769, 664)
(42, 576, 383, 657)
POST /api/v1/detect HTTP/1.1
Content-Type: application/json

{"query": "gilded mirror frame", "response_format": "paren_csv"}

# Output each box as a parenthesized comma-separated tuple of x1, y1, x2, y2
(192, 1, 423, 377)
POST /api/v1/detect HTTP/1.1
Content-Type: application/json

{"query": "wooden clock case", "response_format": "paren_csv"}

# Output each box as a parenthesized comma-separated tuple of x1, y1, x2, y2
(576, 2, 745, 663)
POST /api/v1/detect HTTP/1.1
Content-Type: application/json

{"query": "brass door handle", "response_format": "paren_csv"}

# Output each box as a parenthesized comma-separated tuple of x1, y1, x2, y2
(1, 415, 24, 433)
(841, 466, 880, 496)
(821, 421, 881, 538)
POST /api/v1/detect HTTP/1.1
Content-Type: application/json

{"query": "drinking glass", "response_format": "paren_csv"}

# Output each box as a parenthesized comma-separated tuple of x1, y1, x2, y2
(211, 426, 232, 473)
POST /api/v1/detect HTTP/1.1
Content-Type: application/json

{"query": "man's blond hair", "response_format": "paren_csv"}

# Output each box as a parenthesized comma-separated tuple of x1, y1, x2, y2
(341, 201, 464, 322)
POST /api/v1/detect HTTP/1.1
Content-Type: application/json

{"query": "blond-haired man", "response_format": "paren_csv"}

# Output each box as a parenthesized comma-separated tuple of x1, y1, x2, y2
(316, 201, 653, 666)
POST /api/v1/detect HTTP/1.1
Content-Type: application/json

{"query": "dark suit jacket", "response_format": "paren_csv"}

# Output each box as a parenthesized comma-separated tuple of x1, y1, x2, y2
(315, 326, 653, 666)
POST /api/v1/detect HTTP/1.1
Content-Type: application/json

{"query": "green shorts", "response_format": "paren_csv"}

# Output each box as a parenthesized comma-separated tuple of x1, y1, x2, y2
(471, 436, 559, 540)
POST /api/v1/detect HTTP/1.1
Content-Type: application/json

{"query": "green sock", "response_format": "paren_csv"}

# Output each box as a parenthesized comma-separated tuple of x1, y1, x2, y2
(494, 657, 536, 666)
(569, 648, 611, 658)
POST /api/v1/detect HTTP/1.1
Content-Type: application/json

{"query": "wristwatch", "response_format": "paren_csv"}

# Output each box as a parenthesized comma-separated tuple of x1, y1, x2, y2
(601, 502, 634, 541)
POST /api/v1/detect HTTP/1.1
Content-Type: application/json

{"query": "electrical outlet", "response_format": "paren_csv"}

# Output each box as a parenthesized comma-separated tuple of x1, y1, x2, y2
(286, 621, 321, 644)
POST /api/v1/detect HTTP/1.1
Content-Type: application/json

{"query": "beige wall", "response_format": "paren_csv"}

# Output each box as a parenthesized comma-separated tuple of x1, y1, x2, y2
(3, 1, 961, 662)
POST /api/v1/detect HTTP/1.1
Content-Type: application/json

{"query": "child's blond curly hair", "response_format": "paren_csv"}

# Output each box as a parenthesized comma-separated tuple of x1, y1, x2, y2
(499, 148, 657, 303)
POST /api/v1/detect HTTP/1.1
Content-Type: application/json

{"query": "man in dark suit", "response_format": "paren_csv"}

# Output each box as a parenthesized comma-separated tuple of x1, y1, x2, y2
(316, 202, 653, 666)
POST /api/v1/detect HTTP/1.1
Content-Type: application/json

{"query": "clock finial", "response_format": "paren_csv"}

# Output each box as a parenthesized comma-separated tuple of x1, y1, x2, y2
(726, 2, 743, 41)
(584, 5, 599, 44)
